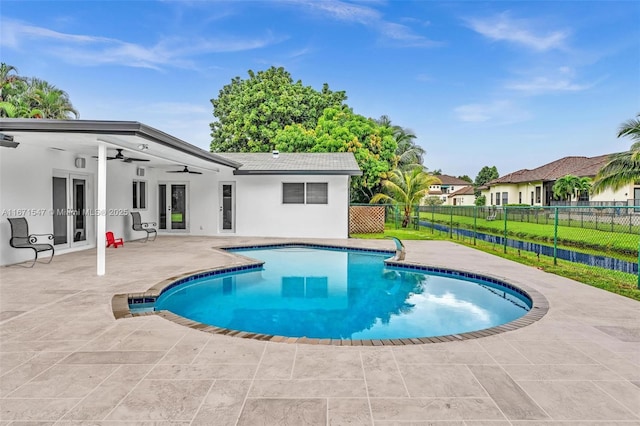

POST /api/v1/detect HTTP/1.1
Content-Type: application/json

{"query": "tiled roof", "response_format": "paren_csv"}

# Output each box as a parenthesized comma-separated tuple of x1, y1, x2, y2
(448, 186, 475, 197)
(488, 154, 610, 185)
(216, 152, 362, 175)
(436, 174, 473, 185)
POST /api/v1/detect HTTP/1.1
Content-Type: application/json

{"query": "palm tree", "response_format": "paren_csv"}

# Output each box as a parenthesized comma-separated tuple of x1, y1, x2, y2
(370, 168, 441, 227)
(592, 114, 640, 193)
(26, 78, 78, 119)
(553, 175, 580, 202)
(375, 115, 425, 170)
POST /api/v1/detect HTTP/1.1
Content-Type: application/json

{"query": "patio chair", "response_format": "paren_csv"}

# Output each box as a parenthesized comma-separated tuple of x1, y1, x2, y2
(106, 231, 124, 248)
(130, 212, 157, 242)
(486, 210, 497, 221)
(7, 217, 55, 267)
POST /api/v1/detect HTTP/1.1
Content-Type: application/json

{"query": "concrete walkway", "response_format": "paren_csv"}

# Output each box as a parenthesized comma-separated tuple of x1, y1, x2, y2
(0, 236, 638, 425)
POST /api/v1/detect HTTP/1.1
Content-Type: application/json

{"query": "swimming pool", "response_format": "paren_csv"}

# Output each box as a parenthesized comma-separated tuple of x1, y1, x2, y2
(151, 245, 532, 340)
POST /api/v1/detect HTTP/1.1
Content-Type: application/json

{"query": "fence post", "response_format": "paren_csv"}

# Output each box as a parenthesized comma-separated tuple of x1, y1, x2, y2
(473, 205, 477, 246)
(503, 206, 508, 254)
(637, 234, 640, 289)
(553, 207, 559, 265)
(431, 204, 435, 234)
(449, 207, 453, 238)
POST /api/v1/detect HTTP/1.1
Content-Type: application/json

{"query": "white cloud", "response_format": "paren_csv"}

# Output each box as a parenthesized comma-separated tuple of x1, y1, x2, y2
(454, 100, 530, 124)
(505, 67, 594, 94)
(290, 0, 438, 47)
(465, 12, 568, 51)
(1, 18, 282, 70)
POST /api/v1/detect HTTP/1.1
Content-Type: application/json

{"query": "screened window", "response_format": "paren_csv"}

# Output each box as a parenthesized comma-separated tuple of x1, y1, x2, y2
(535, 186, 541, 203)
(518, 192, 522, 204)
(502, 192, 508, 205)
(306, 183, 328, 204)
(495, 192, 501, 206)
(133, 181, 146, 209)
(490, 193, 494, 205)
(283, 183, 305, 204)
(282, 182, 328, 204)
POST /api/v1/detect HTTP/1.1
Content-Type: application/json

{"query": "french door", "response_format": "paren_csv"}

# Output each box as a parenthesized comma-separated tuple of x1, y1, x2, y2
(52, 172, 91, 248)
(158, 183, 188, 231)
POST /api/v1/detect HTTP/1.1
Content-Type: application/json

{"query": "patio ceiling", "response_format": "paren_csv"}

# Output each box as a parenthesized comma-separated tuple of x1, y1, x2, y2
(0, 119, 241, 173)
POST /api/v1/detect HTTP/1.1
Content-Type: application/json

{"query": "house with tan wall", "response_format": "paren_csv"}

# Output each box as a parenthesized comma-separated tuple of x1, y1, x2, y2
(481, 154, 637, 206)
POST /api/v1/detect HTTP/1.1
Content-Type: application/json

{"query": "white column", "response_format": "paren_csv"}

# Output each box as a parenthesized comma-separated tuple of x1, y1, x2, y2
(97, 142, 107, 276)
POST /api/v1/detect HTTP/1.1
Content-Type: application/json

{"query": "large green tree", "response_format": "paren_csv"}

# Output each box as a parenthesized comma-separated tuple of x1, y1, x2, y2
(474, 165, 499, 196)
(274, 107, 397, 202)
(370, 167, 441, 227)
(592, 114, 640, 194)
(210, 67, 347, 152)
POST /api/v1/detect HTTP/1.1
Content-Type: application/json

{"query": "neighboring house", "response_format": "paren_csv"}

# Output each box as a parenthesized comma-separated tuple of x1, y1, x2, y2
(0, 119, 361, 271)
(481, 154, 636, 207)
(425, 175, 472, 204)
(447, 185, 476, 206)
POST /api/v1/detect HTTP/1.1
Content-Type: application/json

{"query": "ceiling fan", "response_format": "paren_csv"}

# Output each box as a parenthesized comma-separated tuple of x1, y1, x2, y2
(167, 166, 202, 175)
(93, 148, 149, 163)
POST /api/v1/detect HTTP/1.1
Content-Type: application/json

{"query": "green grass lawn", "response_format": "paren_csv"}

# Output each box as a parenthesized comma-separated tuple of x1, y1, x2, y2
(420, 212, 638, 259)
(352, 224, 640, 302)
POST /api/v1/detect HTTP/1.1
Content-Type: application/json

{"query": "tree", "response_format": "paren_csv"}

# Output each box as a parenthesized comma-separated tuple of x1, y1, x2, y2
(552, 175, 580, 202)
(475, 195, 486, 206)
(210, 67, 347, 152)
(474, 166, 499, 196)
(0, 63, 78, 119)
(458, 175, 473, 183)
(370, 168, 440, 227)
(275, 107, 397, 202)
(375, 115, 425, 170)
(592, 114, 640, 194)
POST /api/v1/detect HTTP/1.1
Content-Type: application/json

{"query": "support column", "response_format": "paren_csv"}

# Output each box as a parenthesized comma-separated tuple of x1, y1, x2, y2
(97, 142, 107, 276)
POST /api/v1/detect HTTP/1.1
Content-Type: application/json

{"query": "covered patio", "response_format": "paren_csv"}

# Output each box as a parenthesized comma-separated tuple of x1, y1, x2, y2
(1, 237, 638, 424)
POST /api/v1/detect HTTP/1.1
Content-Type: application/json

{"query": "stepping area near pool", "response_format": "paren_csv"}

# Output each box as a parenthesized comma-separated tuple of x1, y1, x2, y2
(1, 236, 639, 424)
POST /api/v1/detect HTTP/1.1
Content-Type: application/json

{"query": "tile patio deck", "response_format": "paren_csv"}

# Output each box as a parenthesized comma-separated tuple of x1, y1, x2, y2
(0, 236, 638, 425)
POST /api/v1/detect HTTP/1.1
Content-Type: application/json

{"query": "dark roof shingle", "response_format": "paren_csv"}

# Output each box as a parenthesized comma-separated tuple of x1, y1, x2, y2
(488, 154, 610, 185)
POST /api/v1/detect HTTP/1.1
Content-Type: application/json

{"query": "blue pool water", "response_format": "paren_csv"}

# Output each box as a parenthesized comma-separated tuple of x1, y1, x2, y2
(153, 247, 531, 340)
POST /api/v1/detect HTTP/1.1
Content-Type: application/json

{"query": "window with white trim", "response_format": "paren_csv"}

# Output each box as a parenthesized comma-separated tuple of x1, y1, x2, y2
(282, 182, 328, 204)
(306, 183, 328, 204)
(283, 183, 305, 204)
(132, 180, 147, 209)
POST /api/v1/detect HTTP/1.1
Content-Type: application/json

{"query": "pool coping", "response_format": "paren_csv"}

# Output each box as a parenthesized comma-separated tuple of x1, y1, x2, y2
(111, 242, 549, 345)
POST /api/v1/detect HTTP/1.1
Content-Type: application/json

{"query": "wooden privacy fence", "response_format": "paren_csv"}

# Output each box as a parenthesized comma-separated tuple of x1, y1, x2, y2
(349, 205, 385, 234)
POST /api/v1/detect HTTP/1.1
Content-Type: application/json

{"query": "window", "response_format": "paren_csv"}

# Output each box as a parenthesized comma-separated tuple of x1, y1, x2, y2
(283, 182, 328, 204)
(535, 186, 541, 203)
(490, 193, 494, 205)
(133, 181, 146, 209)
(502, 192, 508, 205)
(283, 183, 305, 204)
(519, 192, 522, 204)
(531, 191, 534, 206)
(495, 192, 501, 206)
(306, 183, 328, 204)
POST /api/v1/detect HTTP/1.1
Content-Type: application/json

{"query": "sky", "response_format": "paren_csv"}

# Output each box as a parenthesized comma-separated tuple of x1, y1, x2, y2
(2, 0, 639, 178)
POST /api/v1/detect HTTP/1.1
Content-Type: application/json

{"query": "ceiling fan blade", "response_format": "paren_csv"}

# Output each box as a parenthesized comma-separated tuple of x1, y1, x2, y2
(189, 171, 203, 174)
(125, 157, 150, 162)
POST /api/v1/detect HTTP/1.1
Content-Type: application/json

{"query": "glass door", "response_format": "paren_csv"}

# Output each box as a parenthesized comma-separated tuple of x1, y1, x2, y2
(158, 183, 188, 231)
(52, 173, 89, 248)
(219, 182, 235, 232)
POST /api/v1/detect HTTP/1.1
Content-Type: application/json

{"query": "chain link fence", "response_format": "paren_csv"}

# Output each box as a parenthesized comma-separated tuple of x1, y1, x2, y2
(352, 204, 640, 287)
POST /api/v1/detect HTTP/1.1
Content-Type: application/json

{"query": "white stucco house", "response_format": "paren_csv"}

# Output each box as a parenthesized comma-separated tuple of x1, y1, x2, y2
(0, 119, 361, 273)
